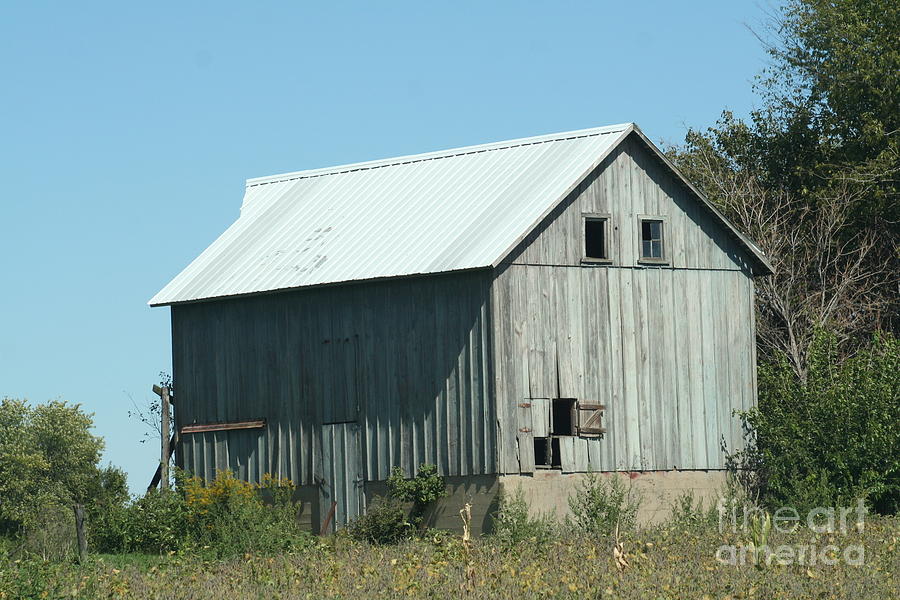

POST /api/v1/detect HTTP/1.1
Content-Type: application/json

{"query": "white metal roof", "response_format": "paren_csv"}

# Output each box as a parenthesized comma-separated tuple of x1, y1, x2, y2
(150, 122, 771, 306)
(149, 124, 631, 305)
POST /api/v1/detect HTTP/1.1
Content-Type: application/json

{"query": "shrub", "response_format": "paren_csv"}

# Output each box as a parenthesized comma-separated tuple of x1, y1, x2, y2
(89, 470, 311, 557)
(183, 471, 310, 557)
(732, 331, 900, 514)
(19, 503, 76, 562)
(491, 487, 557, 547)
(346, 497, 411, 544)
(387, 463, 446, 529)
(90, 487, 189, 554)
(349, 463, 446, 544)
(566, 473, 640, 535)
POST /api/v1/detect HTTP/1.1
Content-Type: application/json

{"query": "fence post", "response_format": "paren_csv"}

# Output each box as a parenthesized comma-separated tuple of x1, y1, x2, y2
(73, 504, 87, 563)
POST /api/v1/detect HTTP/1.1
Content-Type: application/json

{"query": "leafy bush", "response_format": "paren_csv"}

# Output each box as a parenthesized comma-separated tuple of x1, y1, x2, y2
(490, 487, 557, 547)
(183, 471, 310, 557)
(349, 463, 446, 543)
(387, 463, 446, 529)
(345, 497, 410, 544)
(566, 473, 640, 535)
(732, 332, 900, 514)
(90, 487, 189, 554)
(19, 503, 77, 562)
(88, 470, 311, 557)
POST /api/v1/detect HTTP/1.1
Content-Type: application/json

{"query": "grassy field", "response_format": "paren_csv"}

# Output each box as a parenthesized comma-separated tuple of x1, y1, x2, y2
(1, 516, 896, 599)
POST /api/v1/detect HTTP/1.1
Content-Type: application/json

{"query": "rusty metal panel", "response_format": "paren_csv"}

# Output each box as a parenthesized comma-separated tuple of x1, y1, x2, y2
(180, 419, 265, 434)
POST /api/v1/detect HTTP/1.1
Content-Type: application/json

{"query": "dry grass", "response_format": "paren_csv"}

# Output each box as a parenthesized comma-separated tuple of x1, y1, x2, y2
(1, 517, 897, 599)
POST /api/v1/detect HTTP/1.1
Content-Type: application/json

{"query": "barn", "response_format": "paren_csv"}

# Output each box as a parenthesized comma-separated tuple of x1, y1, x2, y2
(150, 123, 772, 533)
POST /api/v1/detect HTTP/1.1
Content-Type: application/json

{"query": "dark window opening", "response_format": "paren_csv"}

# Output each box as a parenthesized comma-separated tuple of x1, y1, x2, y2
(551, 398, 576, 436)
(534, 437, 551, 467)
(640, 219, 664, 259)
(551, 437, 562, 468)
(584, 218, 608, 259)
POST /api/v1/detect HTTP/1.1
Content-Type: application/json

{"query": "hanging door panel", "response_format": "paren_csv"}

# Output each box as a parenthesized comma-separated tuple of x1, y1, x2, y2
(318, 422, 364, 533)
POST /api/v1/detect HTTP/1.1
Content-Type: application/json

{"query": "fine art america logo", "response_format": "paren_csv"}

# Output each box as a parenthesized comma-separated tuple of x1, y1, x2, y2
(715, 499, 867, 567)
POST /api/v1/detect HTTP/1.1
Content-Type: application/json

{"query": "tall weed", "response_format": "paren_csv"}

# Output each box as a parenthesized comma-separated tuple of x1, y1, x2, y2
(566, 473, 640, 535)
(491, 487, 557, 548)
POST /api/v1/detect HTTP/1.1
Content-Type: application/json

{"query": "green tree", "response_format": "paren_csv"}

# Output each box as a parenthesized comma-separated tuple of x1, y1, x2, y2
(731, 332, 899, 514)
(669, 1, 900, 514)
(671, 0, 899, 373)
(758, 0, 900, 219)
(0, 399, 118, 533)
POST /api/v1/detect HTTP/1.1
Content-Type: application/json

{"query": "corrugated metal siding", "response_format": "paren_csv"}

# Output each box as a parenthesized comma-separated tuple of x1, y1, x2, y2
(173, 269, 495, 488)
(151, 125, 631, 305)
(492, 137, 758, 473)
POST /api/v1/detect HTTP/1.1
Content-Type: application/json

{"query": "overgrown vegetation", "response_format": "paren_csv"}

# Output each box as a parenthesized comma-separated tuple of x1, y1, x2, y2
(2, 510, 896, 599)
(566, 473, 640, 535)
(0, 396, 312, 560)
(731, 332, 899, 515)
(0, 399, 127, 544)
(666, 491, 719, 531)
(490, 487, 557, 548)
(386, 463, 447, 530)
(345, 497, 410, 545)
(670, 0, 900, 516)
(86, 470, 312, 558)
(347, 463, 447, 544)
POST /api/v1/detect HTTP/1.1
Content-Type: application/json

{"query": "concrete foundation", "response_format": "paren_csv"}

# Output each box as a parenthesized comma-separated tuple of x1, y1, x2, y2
(346, 470, 727, 535)
(499, 470, 728, 525)
(365, 475, 500, 536)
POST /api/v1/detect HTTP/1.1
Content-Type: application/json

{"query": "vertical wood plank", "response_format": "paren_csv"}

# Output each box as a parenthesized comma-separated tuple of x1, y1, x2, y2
(516, 401, 535, 473)
(560, 436, 577, 473)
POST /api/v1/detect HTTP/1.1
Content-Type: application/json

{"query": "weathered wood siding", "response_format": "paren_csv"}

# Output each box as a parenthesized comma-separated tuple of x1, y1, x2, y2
(492, 133, 758, 473)
(172, 270, 496, 486)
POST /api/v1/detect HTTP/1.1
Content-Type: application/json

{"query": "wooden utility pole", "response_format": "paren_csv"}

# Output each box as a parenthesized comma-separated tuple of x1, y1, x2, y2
(160, 385, 171, 490)
(148, 384, 177, 493)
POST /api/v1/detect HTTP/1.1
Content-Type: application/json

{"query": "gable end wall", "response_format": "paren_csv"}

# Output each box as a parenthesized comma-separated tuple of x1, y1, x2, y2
(491, 133, 758, 473)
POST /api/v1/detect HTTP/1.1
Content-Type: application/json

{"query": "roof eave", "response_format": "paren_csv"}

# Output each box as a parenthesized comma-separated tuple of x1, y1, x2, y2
(148, 266, 495, 307)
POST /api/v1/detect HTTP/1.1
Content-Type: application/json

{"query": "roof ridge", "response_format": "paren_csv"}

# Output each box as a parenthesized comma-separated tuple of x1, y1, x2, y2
(245, 123, 632, 188)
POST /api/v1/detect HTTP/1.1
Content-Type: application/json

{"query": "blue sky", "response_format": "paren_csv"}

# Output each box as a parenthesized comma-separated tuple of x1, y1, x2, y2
(0, 1, 778, 493)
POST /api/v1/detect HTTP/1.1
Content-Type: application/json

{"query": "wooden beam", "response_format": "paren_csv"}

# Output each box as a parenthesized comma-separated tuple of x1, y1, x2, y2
(319, 501, 338, 536)
(181, 419, 266, 435)
(147, 429, 179, 494)
(152, 384, 175, 404)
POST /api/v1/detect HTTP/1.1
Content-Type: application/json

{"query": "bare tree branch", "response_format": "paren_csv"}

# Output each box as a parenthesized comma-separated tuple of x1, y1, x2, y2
(675, 142, 896, 380)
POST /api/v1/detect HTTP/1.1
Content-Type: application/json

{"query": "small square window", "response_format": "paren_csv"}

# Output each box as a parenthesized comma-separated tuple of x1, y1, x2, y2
(640, 218, 665, 260)
(584, 216, 610, 261)
(551, 398, 576, 436)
